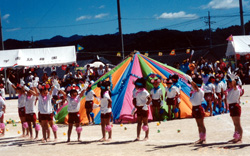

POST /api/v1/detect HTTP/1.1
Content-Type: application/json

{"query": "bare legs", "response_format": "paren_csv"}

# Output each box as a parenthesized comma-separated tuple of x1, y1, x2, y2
(100, 118, 112, 142)
(135, 116, 149, 141)
(195, 118, 206, 144)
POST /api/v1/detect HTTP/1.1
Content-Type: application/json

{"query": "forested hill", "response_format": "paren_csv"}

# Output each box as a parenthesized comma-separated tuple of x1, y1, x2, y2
(3, 21, 250, 53)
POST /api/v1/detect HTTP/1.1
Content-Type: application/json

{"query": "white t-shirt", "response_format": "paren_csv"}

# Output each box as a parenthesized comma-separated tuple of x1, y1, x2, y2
(203, 83, 215, 93)
(0, 88, 5, 99)
(25, 95, 36, 114)
(34, 76, 39, 82)
(132, 88, 137, 98)
(150, 88, 163, 100)
(38, 94, 53, 114)
(173, 83, 181, 94)
(190, 88, 204, 106)
(86, 69, 93, 76)
(85, 90, 95, 101)
(74, 74, 82, 79)
(0, 97, 5, 117)
(100, 91, 111, 114)
(18, 94, 26, 108)
(215, 82, 223, 93)
(67, 95, 81, 113)
(227, 87, 240, 104)
(97, 69, 105, 76)
(136, 89, 150, 107)
(221, 79, 227, 91)
(165, 86, 178, 98)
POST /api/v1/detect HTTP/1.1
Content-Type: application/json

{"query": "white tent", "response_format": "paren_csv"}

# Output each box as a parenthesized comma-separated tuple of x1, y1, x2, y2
(0, 46, 76, 68)
(226, 35, 250, 56)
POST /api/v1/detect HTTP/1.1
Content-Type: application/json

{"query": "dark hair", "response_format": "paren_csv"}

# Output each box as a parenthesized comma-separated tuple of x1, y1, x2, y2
(186, 70, 192, 75)
(193, 74, 203, 87)
(70, 89, 78, 95)
(208, 76, 215, 83)
(171, 74, 179, 83)
(97, 80, 111, 98)
(134, 78, 146, 89)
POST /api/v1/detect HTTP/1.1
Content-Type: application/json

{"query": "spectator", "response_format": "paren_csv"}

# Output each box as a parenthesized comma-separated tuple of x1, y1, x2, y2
(97, 65, 105, 79)
(7, 69, 16, 99)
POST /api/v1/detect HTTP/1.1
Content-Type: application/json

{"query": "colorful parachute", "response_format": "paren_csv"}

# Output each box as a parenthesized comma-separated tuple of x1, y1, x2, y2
(55, 52, 205, 124)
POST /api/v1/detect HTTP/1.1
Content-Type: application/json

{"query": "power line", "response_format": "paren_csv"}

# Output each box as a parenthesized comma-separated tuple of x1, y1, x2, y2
(3, 19, 117, 30)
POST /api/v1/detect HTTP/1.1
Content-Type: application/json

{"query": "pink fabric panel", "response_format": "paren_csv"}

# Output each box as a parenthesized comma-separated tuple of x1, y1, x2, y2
(119, 54, 153, 121)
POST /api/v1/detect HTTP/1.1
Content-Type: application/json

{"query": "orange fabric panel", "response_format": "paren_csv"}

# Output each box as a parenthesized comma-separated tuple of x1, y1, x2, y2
(66, 58, 132, 124)
(179, 91, 192, 118)
(111, 57, 132, 87)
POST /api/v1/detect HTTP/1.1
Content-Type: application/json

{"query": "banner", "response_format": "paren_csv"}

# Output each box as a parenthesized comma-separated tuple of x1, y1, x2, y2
(226, 34, 233, 41)
(117, 52, 121, 57)
(170, 49, 175, 55)
(77, 44, 84, 51)
(0, 46, 76, 68)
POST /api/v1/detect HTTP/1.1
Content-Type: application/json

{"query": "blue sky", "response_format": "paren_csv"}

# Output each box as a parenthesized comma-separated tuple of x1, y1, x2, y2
(1, 0, 250, 41)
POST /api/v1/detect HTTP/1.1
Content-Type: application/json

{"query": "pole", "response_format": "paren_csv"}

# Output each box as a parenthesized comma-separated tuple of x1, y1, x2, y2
(0, 10, 4, 50)
(117, 0, 125, 59)
(239, 0, 245, 35)
(208, 11, 212, 49)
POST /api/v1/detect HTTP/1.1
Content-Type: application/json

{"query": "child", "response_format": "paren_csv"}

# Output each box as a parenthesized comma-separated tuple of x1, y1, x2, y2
(165, 78, 178, 120)
(214, 73, 224, 114)
(97, 80, 112, 142)
(23, 85, 39, 140)
(0, 93, 6, 137)
(34, 83, 57, 143)
(60, 85, 85, 142)
(172, 74, 181, 118)
(185, 74, 206, 144)
(133, 78, 152, 141)
(7, 79, 28, 137)
(220, 72, 228, 113)
(150, 78, 163, 121)
(226, 73, 243, 143)
(84, 83, 98, 124)
(203, 76, 216, 116)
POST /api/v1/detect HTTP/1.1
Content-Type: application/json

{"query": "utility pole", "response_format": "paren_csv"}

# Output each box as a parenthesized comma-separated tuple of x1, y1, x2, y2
(205, 11, 215, 49)
(0, 10, 4, 50)
(117, 0, 125, 59)
(239, 0, 245, 35)
(208, 11, 212, 49)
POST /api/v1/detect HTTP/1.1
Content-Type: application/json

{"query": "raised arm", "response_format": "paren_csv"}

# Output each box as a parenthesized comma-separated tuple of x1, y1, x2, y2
(228, 73, 237, 90)
(185, 74, 199, 91)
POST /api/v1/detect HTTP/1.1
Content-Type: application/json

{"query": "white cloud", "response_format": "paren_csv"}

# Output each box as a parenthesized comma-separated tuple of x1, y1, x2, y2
(202, 0, 249, 9)
(2, 14, 10, 20)
(157, 11, 198, 19)
(76, 15, 91, 21)
(6, 28, 21, 32)
(95, 13, 109, 19)
(99, 5, 105, 9)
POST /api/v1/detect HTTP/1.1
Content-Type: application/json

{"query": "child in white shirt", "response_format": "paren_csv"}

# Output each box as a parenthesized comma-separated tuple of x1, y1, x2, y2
(97, 80, 112, 142)
(133, 78, 151, 141)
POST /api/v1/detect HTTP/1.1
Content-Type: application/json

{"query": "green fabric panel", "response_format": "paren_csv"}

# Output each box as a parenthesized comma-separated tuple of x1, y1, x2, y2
(137, 55, 168, 117)
(55, 106, 68, 123)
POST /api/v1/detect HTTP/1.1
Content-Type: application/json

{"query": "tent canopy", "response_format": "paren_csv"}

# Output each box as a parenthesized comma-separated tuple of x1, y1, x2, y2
(226, 35, 250, 56)
(0, 46, 76, 68)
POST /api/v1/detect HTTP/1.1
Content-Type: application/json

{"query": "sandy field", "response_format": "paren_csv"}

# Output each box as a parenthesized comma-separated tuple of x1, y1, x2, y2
(1, 85, 250, 156)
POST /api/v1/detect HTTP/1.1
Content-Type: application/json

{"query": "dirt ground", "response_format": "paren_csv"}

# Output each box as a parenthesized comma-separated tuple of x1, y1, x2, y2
(1, 85, 250, 156)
